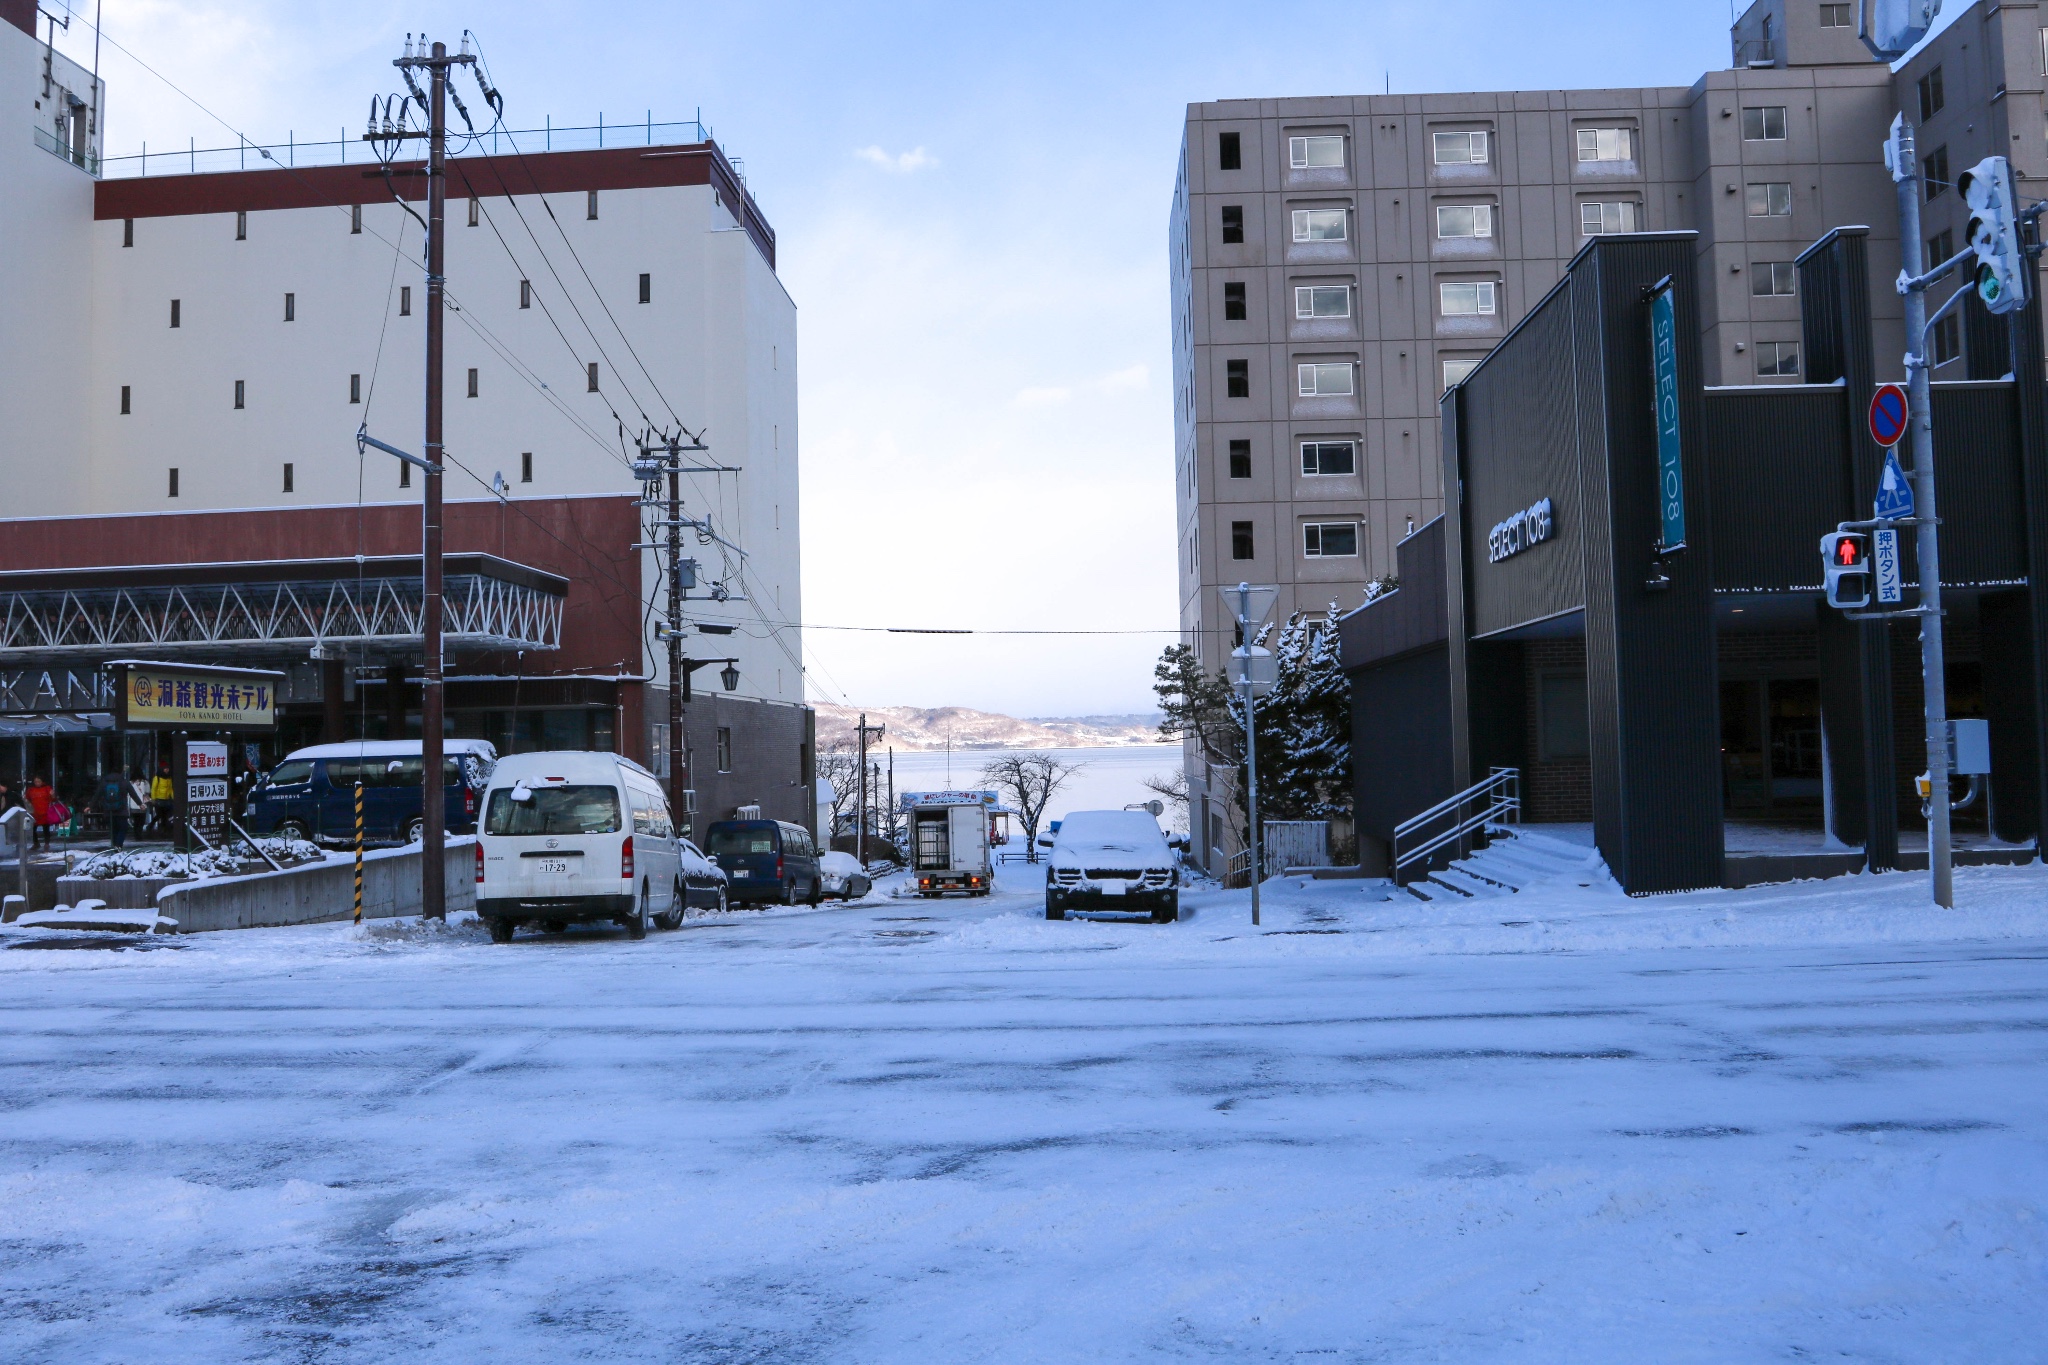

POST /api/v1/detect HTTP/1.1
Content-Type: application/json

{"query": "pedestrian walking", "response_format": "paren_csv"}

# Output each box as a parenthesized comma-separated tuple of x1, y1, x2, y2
(127, 772, 149, 839)
(25, 775, 55, 851)
(96, 769, 128, 848)
(149, 763, 175, 835)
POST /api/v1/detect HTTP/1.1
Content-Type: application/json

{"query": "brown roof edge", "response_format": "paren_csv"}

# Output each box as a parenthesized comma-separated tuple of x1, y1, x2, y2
(2, 0, 35, 37)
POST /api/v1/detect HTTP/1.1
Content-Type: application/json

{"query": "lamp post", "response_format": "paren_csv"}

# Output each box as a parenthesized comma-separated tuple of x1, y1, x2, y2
(1220, 582, 1278, 926)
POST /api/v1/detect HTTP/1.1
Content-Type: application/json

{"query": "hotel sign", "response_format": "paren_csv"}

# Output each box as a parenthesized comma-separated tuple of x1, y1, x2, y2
(111, 660, 283, 732)
(1488, 496, 1555, 564)
(1648, 276, 1687, 553)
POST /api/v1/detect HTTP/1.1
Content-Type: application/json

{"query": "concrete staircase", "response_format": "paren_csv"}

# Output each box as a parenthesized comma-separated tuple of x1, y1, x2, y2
(1401, 826, 1607, 902)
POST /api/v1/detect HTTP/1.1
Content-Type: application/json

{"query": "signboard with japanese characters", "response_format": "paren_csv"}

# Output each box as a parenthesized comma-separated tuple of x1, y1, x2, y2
(111, 661, 283, 732)
(180, 740, 231, 844)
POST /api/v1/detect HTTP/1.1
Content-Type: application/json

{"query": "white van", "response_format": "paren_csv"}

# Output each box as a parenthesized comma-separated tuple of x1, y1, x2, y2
(474, 751, 682, 944)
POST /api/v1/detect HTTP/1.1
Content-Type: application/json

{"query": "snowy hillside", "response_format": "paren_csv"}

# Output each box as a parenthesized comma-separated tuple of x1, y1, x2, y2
(813, 701, 1167, 750)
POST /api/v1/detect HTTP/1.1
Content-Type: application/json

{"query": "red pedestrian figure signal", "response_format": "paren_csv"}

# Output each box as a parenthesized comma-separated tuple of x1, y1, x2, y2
(1821, 531, 1872, 608)
(1868, 384, 1909, 448)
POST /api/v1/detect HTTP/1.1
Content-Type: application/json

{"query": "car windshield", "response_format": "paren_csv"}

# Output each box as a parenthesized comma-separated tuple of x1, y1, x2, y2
(707, 826, 777, 856)
(484, 785, 622, 835)
(265, 760, 314, 786)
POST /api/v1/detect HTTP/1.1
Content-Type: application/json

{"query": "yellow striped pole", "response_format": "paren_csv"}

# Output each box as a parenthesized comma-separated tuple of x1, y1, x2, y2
(352, 782, 365, 925)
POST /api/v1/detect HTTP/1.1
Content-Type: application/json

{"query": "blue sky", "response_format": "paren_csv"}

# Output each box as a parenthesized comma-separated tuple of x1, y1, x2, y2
(53, 1, 1738, 717)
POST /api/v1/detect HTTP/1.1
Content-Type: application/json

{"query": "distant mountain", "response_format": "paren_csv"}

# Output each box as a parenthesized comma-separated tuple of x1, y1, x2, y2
(812, 703, 1168, 752)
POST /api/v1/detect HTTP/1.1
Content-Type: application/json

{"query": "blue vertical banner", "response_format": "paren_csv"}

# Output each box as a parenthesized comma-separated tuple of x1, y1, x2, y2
(1649, 280, 1686, 552)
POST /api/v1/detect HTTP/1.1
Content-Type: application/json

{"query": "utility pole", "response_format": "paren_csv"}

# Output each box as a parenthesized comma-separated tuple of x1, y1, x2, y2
(854, 714, 885, 863)
(666, 433, 686, 821)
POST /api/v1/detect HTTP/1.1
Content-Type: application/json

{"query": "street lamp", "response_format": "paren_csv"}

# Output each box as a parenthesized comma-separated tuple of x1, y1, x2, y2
(1219, 582, 1278, 926)
(719, 663, 740, 692)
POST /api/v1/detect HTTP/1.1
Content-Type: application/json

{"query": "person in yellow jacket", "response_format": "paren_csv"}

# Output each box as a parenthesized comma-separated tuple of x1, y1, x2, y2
(149, 763, 175, 835)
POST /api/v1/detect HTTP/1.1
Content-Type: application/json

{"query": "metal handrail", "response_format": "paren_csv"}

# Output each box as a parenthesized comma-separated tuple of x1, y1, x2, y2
(1392, 767, 1520, 880)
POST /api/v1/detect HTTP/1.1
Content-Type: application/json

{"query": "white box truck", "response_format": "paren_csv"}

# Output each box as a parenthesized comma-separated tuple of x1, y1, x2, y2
(901, 790, 999, 897)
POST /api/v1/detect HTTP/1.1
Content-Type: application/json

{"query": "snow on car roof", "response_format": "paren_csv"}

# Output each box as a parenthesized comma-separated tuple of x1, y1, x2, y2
(1051, 809, 1169, 853)
(485, 750, 656, 784)
(284, 739, 497, 762)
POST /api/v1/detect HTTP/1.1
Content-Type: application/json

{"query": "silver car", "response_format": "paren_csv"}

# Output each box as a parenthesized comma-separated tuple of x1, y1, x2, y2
(818, 850, 873, 901)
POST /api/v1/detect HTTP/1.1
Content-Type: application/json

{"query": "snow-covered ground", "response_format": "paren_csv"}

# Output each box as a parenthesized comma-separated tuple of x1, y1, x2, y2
(3, 860, 2046, 1362)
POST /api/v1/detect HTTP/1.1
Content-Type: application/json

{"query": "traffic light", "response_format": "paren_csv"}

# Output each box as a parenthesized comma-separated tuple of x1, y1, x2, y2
(1957, 156, 2028, 316)
(1821, 532, 1872, 609)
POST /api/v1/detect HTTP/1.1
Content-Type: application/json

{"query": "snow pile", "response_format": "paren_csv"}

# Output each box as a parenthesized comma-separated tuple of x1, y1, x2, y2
(72, 838, 325, 882)
(15, 899, 174, 933)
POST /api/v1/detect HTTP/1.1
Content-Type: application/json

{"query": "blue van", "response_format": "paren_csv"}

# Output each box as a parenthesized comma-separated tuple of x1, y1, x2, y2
(704, 819, 824, 905)
(248, 740, 496, 845)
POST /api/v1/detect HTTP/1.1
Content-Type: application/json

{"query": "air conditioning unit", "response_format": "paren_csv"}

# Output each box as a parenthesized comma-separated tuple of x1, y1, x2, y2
(736, 804, 762, 820)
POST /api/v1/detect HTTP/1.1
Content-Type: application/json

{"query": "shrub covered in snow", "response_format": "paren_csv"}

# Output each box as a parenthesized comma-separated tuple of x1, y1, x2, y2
(74, 838, 324, 882)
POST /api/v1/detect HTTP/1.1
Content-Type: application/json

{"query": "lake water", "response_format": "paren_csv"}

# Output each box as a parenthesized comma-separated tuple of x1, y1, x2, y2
(871, 745, 1187, 833)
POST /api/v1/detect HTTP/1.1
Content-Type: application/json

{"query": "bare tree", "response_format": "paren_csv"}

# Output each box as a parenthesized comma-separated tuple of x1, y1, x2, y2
(1141, 769, 1189, 832)
(815, 743, 862, 841)
(978, 752, 1083, 862)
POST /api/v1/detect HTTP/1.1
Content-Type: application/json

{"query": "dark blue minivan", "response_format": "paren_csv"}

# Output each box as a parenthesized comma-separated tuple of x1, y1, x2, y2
(248, 741, 496, 845)
(704, 819, 824, 905)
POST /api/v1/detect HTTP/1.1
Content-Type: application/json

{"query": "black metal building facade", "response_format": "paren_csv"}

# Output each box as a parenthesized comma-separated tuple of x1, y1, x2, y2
(1341, 231, 2048, 894)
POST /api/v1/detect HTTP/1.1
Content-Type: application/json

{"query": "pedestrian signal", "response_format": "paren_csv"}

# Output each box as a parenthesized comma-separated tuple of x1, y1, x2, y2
(1821, 531, 1872, 609)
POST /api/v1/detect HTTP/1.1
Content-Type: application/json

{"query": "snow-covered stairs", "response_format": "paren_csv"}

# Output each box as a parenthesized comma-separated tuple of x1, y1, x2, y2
(1402, 826, 1607, 901)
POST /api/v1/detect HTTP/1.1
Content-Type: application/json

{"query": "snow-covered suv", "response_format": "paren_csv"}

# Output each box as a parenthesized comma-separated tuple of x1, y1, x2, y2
(1043, 809, 1180, 923)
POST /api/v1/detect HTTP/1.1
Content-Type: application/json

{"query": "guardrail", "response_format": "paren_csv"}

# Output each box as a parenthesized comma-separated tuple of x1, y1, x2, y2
(1391, 767, 1520, 884)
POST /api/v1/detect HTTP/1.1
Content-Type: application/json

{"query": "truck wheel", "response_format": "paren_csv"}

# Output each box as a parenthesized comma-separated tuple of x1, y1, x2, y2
(625, 887, 650, 940)
(807, 878, 823, 907)
(656, 878, 684, 930)
(487, 917, 515, 944)
(1045, 894, 1066, 921)
(404, 817, 425, 844)
(277, 819, 311, 844)
(1152, 896, 1179, 924)
(783, 880, 798, 906)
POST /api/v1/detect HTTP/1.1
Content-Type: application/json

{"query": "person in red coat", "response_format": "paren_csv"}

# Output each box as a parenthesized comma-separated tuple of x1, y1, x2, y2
(24, 776, 56, 851)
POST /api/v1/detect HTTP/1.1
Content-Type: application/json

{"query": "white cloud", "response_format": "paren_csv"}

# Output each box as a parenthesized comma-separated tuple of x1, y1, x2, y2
(1013, 386, 1072, 408)
(853, 144, 938, 173)
(1095, 363, 1148, 393)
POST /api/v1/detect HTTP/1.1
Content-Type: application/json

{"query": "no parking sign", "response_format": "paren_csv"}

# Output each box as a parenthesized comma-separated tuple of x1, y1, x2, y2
(1868, 384, 1909, 448)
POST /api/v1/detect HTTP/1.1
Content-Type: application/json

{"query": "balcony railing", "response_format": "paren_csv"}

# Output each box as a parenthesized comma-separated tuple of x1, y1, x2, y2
(98, 116, 721, 181)
(33, 124, 98, 175)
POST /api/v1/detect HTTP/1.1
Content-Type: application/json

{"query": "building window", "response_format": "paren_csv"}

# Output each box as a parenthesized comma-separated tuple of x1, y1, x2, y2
(1443, 359, 1480, 390)
(1820, 2, 1851, 26)
(169, 299, 180, 328)
(235, 210, 247, 240)
(1918, 67, 1945, 121)
(1218, 130, 1241, 170)
(352, 203, 362, 234)
(400, 286, 412, 316)
(234, 379, 245, 410)
(1931, 313, 1961, 367)
(120, 385, 131, 415)
(521, 451, 533, 483)
(1923, 145, 1949, 200)
(1231, 521, 1255, 560)
(1432, 130, 1488, 165)
(284, 292, 295, 322)
(350, 373, 362, 404)
(1575, 127, 1633, 162)
(1751, 261, 1796, 296)
(168, 468, 179, 498)
(467, 196, 479, 227)
(1581, 201, 1638, 235)
(716, 727, 733, 773)
(1225, 358, 1250, 398)
(1746, 182, 1792, 216)
(122, 217, 133, 247)
(586, 190, 599, 220)
(1300, 441, 1356, 476)
(587, 361, 600, 392)
(518, 279, 533, 309)
(1741, 106, 1787, 141)
(1436, 203, 1493, 238)
(282, 463, 294, 494)
(1928, 228, 1955, 267)
(1289, 135, 1345, 169)
(1228, 439, 1251, 479)
(639, 272, 651, 304)
(467, 367, 479, 398)
(1220, 204, 1244, 243)
(1538, 674, 1589, 760)
(1756, 341, 1800, 377)
(1294, 285, 1350, 318)
(1223, 281, 1247, 320)
(1439, 280, 1498, 315)
(1302, 522, 1359, 557)
(1297, 362, 1354, 396)
(1291, 208, 1348, 242)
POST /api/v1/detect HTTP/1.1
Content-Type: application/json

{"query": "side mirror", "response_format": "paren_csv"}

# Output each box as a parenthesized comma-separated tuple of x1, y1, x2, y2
(1037, 837, 1054, 848)
(1168, 836, 1188, 850)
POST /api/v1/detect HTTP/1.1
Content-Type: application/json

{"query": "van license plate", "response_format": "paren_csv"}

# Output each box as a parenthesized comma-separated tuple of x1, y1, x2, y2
(534, 857, 572, 875)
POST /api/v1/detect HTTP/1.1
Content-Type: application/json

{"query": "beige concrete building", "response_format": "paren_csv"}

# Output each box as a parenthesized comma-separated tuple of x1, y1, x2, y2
(1170, 0, 2048, 871)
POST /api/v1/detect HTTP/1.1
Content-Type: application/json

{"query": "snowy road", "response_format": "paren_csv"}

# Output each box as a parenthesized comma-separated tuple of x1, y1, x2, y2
(4, 864, 2046, 1362)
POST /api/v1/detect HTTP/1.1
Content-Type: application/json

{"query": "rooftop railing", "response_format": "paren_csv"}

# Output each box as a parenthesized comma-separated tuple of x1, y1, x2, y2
(97, 115, 722, 180)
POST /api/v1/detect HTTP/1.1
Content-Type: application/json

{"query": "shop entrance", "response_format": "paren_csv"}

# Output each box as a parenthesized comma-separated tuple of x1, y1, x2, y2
(1720, 677, 1822, 818)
